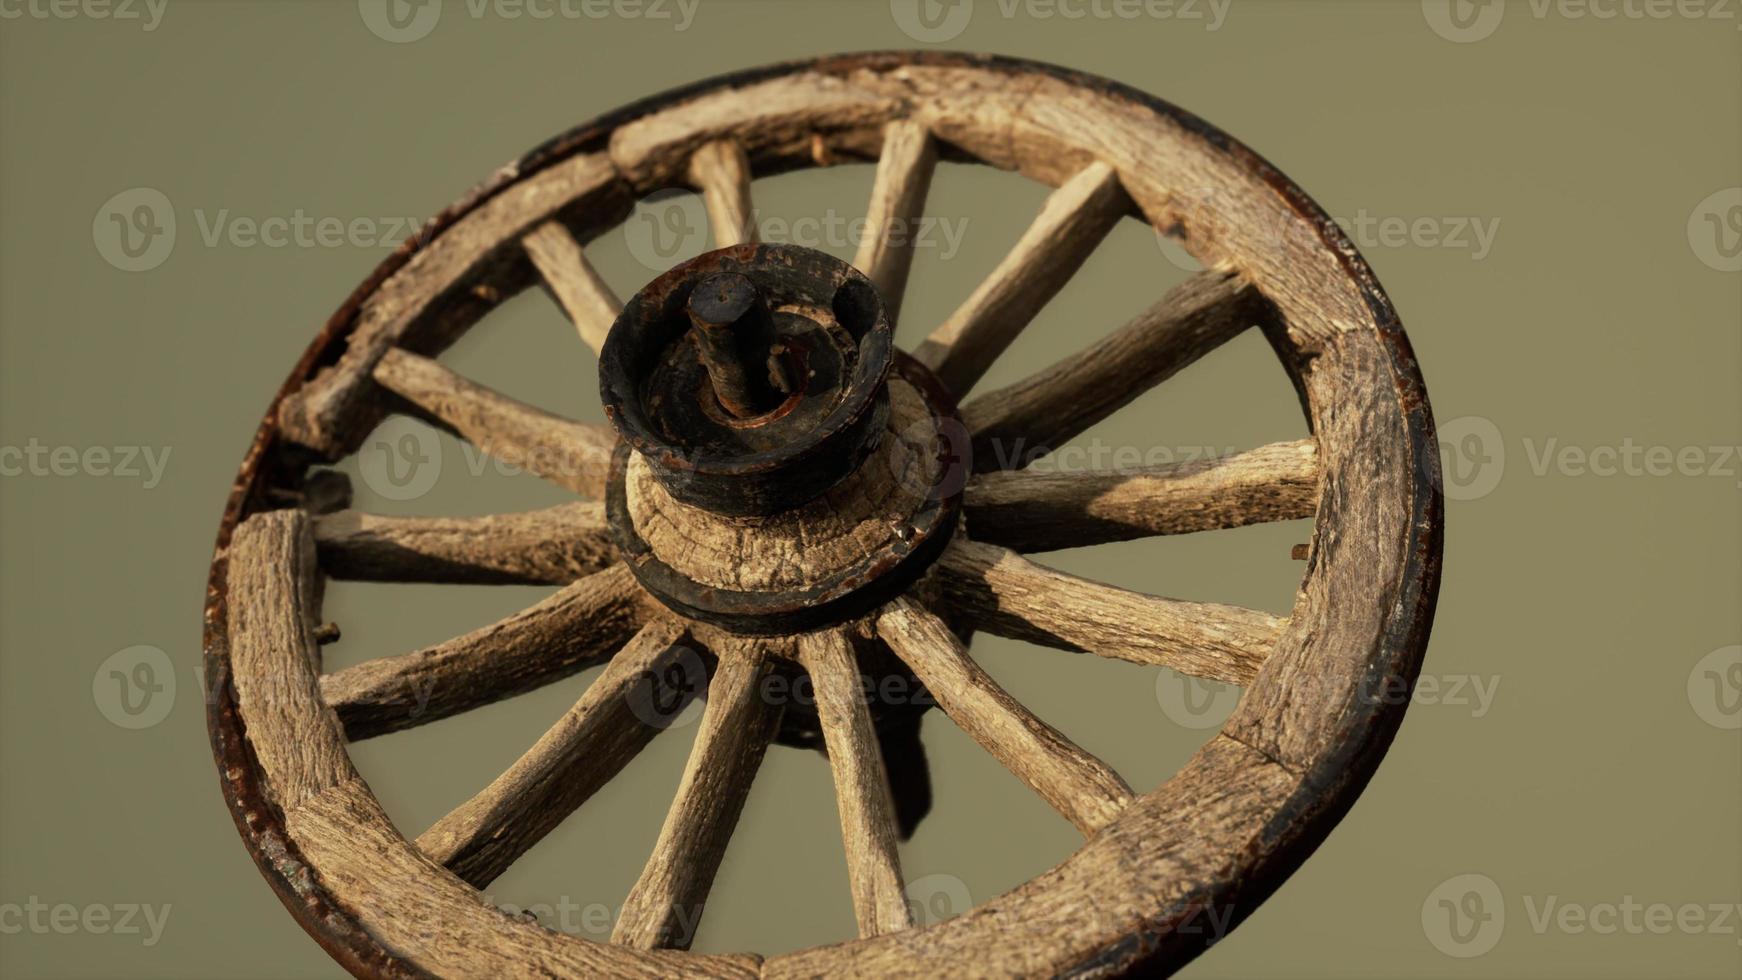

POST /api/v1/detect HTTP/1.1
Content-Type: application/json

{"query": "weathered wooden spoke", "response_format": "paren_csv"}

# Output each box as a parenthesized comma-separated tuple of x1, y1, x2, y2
(937, 539, 1281, 686)
(962, 270, 1267, 471)
(965, 438, 1320, 552)
(797, 629, 912, 938)
(852, 120, 938, 327)
(372, 347, 615, 498)
(877, 598, 1133, 836)
(613, 638, 784, 950)
(912, 160, 1129, 396)
(311, 500, 614, 584)
(689, 140, 758, 248)
(211, 56, 1441, 978)
(320, 563, 645, 740)
(417, 620, 698, 888)
(524, 220, 622, 355)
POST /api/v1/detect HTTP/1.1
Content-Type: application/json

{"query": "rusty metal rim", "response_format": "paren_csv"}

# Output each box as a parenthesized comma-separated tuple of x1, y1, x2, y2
(202, 50, 1442, 978)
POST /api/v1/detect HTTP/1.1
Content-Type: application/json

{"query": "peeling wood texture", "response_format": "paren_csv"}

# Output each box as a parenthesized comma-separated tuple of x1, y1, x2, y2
(962, 269, 1267, 471)
(965, 438, 1319, 552)
(320, 563, 646, 740)
(372, 347, 616, 498)
(937, 538, 1282, 686)
(312, 501, 615, 584)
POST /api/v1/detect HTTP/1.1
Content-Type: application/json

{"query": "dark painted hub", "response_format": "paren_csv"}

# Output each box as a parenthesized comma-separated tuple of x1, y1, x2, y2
(600, 244, 893, 518)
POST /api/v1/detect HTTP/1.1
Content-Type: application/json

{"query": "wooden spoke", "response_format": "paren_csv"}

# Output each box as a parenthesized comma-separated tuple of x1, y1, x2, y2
(852, 120, 938, 327)
(689, 140, 758, 248)
(876, 598, 1133, 836)
(523, 220, 622, 355)
(797, 630, 912, 938)
(311, 500, 614, 584)
(320, 564, 645, 740)
(371, 347, 615, 498)
(965, 439, 1319, 552)
(417, 620, 699, 888)
(613, 638, 784, 950)
(912, 161, 1129, 396)
(937, 539, 1280, 686)
(962, 270, 1267, 471)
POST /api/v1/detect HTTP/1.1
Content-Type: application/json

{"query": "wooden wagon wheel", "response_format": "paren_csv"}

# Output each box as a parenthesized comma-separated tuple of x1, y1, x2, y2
(204, 52, 1443, 978)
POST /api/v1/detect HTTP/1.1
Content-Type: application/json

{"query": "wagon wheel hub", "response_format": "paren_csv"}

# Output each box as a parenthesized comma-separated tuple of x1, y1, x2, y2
(600, 243, 965, 637)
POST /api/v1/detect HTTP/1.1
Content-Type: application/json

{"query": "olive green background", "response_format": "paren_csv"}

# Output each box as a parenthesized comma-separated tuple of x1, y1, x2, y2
(2, 1, 1738, 977)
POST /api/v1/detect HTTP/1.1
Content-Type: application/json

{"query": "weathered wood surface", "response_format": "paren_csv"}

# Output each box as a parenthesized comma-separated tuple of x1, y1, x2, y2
(937, 539, 1279, 686)
(912, 160, 1129, 396)
(524, 220, 621, 354)
(852, 120, 937, 327)
(321, 564, 646, 740)
(609, 73, 898, 190)
(312, 501, 615, 584)
(371, 347, 615, 498)
(689, 140, 758, 248)
(877, 598, 1132, 836)
(965, 439, 1319, 552)
(278, 152, 628, 456)
(226, 510, 350, 809)
(613, 639, 784, 950)
(962, 270, 1265, 471)
(291, 777, 761, 979)
(797, 629, 912, 938)
(765, 734, 1296, 977)
(417, 620, 695, 888)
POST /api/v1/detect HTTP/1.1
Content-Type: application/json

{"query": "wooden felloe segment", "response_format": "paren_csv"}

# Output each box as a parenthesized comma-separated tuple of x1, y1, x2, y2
(278, 152, 628, 457)
(524, 220, 622, 354)
(226, 510, 350, 809)
(937, 539, 1280, 686)
(371, 347, 615, 498)
(312, 500, 615, 584)
(964, 439, 1320, 552)
(912, 160, 1130, 396)
(417, 620, 696, 888)
(797, 629, 913, 938)
(852, 120, 938, 326)
(877, 598, 1133, 836)
(290, 778, 762, 979)
(320, 564, 646, 740)
(962, 270, 1266, 471)
(613, 639, 785, 950)
(689, 140, 759, 248)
